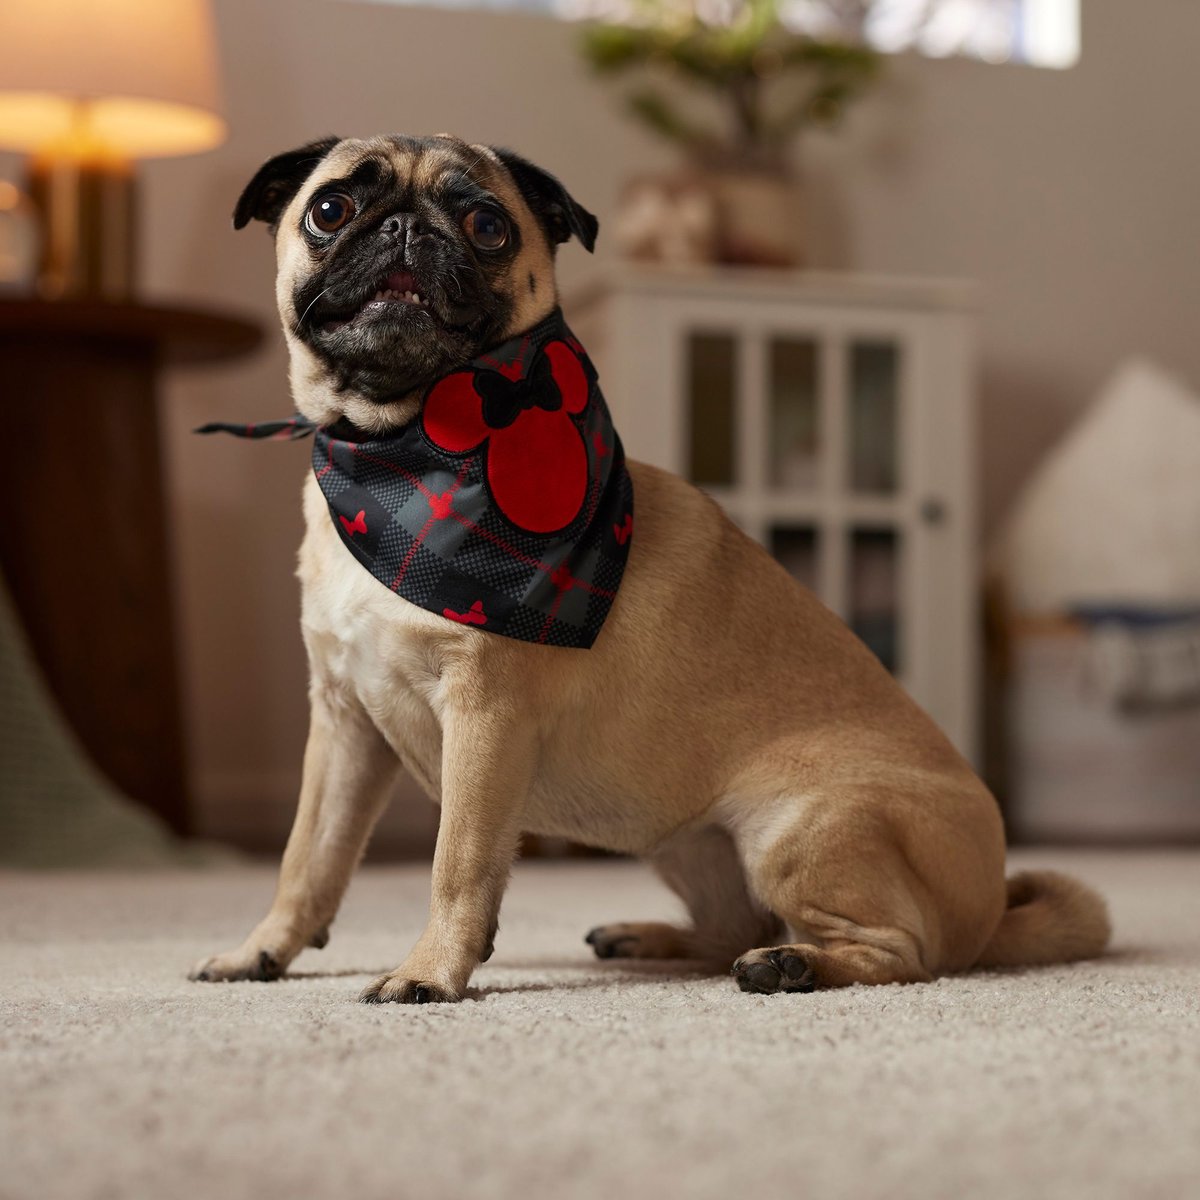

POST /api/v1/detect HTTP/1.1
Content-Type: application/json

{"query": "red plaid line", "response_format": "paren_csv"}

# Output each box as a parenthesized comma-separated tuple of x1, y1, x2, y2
(446, 509, 615, 600)
(388, 459, 473, 591)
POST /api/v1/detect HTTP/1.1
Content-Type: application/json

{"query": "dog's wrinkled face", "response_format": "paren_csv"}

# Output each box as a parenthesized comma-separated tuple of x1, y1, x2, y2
(235, 134, 597, 433)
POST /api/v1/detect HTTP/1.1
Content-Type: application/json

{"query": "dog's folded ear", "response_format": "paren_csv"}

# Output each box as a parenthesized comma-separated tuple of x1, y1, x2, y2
(490, 148, 598, 254)
(233, 137, 342, 231)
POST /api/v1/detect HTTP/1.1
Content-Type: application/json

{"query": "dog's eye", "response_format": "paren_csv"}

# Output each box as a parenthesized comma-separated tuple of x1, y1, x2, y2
(464, 209, 509, 250)
(307, 193, 356, 235)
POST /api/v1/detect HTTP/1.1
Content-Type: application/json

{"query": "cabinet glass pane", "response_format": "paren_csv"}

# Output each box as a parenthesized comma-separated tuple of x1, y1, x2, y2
(770, 525, 820, 594)
(768, 338, 819, 489)
(687, 332, 737, 486)
(850, 527, 900, 672)
(849, 341, 899, 493)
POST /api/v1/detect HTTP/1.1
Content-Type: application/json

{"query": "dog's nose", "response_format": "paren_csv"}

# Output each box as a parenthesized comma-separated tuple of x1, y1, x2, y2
(379, 213, 423, 243)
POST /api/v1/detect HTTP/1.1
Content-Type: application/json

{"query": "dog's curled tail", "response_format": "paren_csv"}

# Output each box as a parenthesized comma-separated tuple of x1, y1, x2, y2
(975, 870, 1111, 967)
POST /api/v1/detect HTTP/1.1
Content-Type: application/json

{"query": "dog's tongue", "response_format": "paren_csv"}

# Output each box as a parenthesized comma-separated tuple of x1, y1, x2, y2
(385, 270, 417, 293)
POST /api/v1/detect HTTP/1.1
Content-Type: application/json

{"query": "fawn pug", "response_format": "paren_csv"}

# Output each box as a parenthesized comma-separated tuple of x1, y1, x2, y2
(191, 134, 1109, 1003)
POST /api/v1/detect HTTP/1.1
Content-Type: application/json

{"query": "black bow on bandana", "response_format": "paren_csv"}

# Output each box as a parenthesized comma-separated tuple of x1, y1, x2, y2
(198, 309, 634, 649)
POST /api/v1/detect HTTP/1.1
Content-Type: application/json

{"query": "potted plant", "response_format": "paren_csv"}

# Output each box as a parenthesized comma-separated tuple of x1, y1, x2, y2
(581, 0, 880, 265)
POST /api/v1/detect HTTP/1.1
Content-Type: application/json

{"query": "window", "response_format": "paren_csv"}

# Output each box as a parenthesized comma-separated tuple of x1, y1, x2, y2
(799, 0, 1080, 68)
(352, 0, 1079, 69)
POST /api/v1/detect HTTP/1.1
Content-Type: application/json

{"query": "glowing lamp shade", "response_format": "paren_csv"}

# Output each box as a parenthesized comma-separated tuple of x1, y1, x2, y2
(0, 0, 225, 297)
(0, 0, 225, 159)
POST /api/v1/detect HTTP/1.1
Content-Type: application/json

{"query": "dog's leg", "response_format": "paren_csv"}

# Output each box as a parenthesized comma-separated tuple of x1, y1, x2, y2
(586, 826, 782, 968)
(729, 800, 936, 994)
(359, 701, 533, 1005)
(189, 690, 399, 983)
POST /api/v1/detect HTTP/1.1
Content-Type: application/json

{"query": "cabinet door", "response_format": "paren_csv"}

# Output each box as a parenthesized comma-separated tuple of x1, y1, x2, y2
(614, 293, 976, 763)
(903, 310, 978, 761)
(762, 320, 916, 685)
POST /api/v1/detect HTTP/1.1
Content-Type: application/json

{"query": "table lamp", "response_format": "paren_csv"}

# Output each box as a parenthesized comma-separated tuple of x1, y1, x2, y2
(0, 0, 226, 299)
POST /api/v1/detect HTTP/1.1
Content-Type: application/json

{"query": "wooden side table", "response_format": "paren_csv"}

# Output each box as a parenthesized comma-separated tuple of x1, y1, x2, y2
(0, 298, 263, 834)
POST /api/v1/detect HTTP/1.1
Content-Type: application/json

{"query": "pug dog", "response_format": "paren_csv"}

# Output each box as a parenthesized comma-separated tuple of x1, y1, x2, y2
(190, 134, 1110, 1003)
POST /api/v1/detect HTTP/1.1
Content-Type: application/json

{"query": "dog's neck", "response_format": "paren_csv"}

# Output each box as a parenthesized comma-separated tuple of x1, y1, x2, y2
(290, 362, 422, 436)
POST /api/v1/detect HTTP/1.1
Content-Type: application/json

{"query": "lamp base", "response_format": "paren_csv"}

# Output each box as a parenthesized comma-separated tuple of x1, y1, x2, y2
(27, 154, 137, 300)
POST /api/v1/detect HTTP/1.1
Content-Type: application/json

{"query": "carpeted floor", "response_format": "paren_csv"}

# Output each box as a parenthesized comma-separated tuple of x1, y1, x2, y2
(1, 848, 1198, 1200)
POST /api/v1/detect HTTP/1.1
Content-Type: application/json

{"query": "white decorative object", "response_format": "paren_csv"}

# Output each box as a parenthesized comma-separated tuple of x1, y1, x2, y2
(569, 265, 979, 762)
(613, 174, 718, 265)
(992, 358, 1200, 613)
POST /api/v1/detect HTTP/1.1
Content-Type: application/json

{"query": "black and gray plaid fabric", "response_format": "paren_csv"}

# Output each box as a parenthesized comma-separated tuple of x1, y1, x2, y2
(197, 309, 634, 649)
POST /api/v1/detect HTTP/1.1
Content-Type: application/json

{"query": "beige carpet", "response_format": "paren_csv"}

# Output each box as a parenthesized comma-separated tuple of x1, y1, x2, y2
(1, 848, 1198, 1200)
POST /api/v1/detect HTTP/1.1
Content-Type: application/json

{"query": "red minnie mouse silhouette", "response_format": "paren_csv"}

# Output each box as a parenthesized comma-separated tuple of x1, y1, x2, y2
(421, 340, 590, 534)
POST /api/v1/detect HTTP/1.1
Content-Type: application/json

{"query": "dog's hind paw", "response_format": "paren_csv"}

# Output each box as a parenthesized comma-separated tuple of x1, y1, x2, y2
(731, 947, 817, 995)
(585, 921, 693, 960)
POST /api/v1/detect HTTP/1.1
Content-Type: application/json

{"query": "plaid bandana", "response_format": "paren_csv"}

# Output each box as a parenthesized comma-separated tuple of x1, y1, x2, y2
(197, 309, 633, 649)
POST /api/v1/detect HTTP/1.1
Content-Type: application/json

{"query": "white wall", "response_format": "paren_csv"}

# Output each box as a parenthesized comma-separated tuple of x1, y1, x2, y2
(131, 0, 1199, 845)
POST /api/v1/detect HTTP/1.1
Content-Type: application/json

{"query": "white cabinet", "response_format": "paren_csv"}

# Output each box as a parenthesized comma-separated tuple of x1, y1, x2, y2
(569, 266, 980, 763)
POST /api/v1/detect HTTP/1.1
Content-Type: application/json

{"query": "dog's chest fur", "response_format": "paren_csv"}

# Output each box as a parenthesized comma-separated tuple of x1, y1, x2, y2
(296, 476, 654, 846)
(298, 477, 454, 798)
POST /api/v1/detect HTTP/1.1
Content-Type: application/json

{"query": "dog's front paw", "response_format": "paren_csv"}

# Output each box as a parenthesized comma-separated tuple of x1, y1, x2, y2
(359, 973, 460, 1005)
(189, 948, 284, 983)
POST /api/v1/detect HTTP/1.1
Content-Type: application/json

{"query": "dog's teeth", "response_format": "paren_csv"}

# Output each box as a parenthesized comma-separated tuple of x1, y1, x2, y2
(369, 285, 430, 307)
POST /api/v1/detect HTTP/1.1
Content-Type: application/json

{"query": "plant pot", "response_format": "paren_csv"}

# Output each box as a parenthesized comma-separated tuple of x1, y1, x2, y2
(701, 168, 803, 267)
(613, 168, 803, 268)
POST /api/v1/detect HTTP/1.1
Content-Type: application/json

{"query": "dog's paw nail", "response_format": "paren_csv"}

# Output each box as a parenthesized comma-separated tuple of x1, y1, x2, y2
(188, 957, 216, 982)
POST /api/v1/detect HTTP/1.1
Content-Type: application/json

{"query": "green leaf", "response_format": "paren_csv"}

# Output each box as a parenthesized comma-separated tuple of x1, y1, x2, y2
(625, 88, 718, 153)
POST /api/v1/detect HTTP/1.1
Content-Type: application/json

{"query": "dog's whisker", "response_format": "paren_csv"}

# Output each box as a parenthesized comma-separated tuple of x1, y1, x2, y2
(297, 286, 333, 328)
